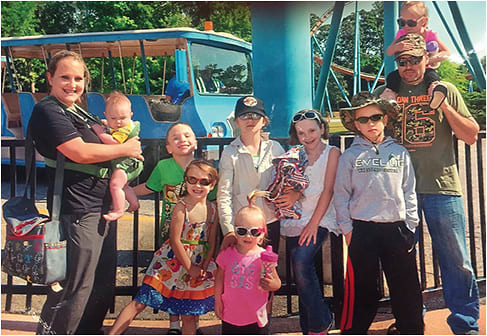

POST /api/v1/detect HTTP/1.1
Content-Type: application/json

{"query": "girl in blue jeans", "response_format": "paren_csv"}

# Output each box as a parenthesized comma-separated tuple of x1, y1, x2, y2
(278, 110, 340, 334)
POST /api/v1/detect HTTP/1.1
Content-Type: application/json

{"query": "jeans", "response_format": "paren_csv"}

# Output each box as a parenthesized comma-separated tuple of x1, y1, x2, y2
(418, 194, 479, 334)
(287, 227, 333, 334)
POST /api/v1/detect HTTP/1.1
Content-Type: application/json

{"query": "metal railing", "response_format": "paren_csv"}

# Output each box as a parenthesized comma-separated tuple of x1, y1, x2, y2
(2, 132, 485, 323)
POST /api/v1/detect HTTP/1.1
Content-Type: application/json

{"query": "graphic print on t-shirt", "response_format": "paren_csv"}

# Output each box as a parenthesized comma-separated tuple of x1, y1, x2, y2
(160, 182, 185, 242)
(394, 94, 436, 148)
(230, 261, 257, 290)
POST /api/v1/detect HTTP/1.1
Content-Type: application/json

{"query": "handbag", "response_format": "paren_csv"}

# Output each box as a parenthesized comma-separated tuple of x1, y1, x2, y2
(2, 127, 67, 285)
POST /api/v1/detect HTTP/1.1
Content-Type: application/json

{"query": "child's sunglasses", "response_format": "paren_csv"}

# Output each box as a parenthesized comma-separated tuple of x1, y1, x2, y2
(235, 226, 266, 237)
(239, 112, 263, 120)
(185, 176, 212, 186)
(292, 111, 321, 123)
(355, 114, 384, 124)
(397, 17, 424, 28)
(396, 56, 423, 67)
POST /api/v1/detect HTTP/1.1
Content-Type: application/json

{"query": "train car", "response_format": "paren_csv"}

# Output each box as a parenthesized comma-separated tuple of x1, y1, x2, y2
(1, 27, 253, 165)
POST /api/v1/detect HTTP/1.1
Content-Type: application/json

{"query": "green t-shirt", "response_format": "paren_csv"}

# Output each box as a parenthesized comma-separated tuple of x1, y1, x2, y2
(379, 81, 471, 195)
(145, 157, 217, 245)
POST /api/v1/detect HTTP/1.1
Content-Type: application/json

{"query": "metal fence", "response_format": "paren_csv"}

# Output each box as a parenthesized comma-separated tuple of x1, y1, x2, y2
(2, 132, 485, 323)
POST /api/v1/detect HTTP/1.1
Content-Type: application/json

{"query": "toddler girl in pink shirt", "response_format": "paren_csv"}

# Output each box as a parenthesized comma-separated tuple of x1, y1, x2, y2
(215, 191, 281, 334)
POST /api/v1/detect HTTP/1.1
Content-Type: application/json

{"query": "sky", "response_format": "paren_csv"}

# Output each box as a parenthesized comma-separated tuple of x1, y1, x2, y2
(307, 0, 486, 64)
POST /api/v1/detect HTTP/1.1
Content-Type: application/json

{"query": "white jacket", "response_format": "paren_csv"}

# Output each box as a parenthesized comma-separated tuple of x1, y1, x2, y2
(217, 137, 285, 236)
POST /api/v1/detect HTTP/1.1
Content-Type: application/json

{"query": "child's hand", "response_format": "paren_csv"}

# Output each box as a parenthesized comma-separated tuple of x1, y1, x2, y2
(215, 297, 223, 319)
(259, 272, 281, 292)
(275, 189, 302, 209)
(393, 40, 414, 54)
(188, 264, 204, 279)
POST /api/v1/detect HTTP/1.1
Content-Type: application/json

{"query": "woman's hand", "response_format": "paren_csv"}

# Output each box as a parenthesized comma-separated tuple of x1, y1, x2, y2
(298, 221, 319, 246)
(274, 189, 302, 209)
(220, 232, 237, 250)
(122, 137, 144, 161)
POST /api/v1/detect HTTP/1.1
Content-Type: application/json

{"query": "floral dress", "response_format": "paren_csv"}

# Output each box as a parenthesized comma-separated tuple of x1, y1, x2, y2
(135, 200, 216, 315)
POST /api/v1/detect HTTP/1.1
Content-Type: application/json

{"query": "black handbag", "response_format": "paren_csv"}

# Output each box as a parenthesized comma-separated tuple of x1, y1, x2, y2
(2, 128, 67, 285)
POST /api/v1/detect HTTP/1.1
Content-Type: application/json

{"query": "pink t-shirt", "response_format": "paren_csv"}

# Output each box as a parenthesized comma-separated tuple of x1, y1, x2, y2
(216, 246, 268, 327)
(396, 28, 438, 44)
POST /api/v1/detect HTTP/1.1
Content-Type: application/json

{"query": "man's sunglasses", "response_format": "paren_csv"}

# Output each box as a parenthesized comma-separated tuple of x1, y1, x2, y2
(292, 111, 321, 123)
(185, 176, 212, 186)
(235, 226, 266, 237)
(397, 17, 424, 28)
(239, 112, 263, 120)
(396, 56, 423, 67)
(355, 114, 384, 124)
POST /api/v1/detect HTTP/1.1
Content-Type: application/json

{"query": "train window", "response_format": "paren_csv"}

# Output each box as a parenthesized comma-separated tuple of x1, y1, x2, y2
(191, 43, 252, 95)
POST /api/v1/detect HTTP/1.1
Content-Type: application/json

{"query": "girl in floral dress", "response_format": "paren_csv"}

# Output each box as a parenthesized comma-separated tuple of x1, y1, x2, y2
(109, 159, 218, 335)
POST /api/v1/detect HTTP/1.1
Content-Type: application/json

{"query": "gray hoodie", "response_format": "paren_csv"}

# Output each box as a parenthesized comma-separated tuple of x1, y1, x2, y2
(334, 136, 419, 235)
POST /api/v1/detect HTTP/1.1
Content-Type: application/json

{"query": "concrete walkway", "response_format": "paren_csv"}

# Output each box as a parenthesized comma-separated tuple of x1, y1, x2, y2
(1, 304, 484, 335)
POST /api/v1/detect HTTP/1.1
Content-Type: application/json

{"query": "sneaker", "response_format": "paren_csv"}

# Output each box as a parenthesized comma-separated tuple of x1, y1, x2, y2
(196, 328, 204, 335)
(167, 328, 182, 335)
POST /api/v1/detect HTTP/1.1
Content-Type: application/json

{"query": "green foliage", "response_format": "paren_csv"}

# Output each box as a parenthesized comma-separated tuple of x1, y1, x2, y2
(1, 1, 41, 37)
(311, 2, 385, 112)
(463, 90, 486, 129)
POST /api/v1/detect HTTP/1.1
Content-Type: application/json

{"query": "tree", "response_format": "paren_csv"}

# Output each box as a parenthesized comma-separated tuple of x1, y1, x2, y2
(1, 1, 41, 37)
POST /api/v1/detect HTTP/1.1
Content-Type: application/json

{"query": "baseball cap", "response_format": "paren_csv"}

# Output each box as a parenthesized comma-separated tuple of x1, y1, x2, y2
(339, 91, 399, 134)
(234, 96, 266, 118)
(394, 33, 427, 60)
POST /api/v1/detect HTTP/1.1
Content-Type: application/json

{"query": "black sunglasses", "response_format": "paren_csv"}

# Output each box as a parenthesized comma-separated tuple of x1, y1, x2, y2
(235, 226, 265, 237)
(396, 56, 423, 67)
(292, 111, 321, 123)
(355, 114, 384, 124)
(397, 17, 424, 28)
(185, 176, 212, 186)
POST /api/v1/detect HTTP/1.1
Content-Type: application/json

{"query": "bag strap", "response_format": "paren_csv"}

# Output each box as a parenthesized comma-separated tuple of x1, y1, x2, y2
(51, 152, 65, 222)
(25, 123, 64, 222)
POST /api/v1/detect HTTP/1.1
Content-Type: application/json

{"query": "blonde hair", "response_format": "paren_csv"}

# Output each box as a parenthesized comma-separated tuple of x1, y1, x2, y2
(234, 191, 268, 235)
(105, 91, 131, 110)
(401, 1, 429, 18)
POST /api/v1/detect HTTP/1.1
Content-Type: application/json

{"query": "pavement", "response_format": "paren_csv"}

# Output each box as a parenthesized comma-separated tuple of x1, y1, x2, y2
(1, 304, 485, 335)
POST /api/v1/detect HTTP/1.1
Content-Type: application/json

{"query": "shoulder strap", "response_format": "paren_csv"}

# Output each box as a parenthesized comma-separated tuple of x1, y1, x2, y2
(42, 96, 102, 126)
(25, 122, 64, 221)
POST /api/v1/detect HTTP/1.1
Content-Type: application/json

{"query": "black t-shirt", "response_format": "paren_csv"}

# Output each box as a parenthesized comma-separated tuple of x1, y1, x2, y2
(29, 97, 111, 214)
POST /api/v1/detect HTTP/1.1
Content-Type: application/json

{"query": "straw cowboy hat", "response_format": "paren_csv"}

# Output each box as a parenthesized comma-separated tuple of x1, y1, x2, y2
(339, 91, 400, 134)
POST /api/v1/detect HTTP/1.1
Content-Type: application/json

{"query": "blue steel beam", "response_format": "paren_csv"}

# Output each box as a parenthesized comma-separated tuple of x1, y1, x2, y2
(139, 40, 151, 95)
(432, 2, 477, 87)
(313, 2, 345, 111)
(448, 1, 485, 91)
(353, 1, 361, 94)
(383, 2, 399, 77)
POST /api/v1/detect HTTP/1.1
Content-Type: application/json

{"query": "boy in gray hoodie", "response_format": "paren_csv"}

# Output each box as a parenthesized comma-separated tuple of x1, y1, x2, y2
(334, 92, 424, 335)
